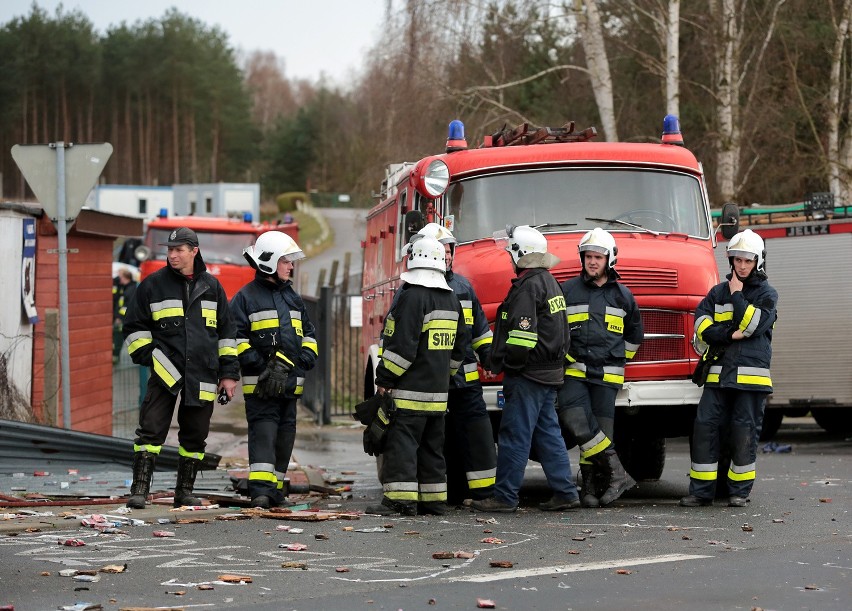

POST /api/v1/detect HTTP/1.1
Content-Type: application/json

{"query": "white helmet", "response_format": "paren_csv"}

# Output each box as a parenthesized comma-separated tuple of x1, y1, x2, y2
(502, 224, 559, 269)
(243, 231, 305, 275)
(579, 227, 617, 269)
(418, 222, 457, 246)
(726, 229, 766, 275)
(400, 235, 451, 290)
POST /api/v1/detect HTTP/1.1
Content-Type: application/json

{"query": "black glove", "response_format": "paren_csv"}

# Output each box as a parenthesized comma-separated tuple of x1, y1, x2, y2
(701, 323, 735, 347)
(691, 345, 725, 387)
(256, 351, 293, 399)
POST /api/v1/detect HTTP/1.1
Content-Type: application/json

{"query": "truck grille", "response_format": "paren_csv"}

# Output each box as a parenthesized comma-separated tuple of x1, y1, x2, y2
(635, 309, 687, 362)
(552, 267, 678, 288)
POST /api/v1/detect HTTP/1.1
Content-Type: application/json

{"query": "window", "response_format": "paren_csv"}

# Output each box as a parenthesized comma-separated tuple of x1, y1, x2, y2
(138, 198, 147, 215)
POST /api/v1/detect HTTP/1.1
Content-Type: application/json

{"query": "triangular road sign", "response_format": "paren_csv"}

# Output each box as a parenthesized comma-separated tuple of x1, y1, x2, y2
(11, 142, 113, 222)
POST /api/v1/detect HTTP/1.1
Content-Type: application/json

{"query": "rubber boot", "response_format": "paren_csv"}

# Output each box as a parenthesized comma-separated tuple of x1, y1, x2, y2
(579, 463, 600, 508)
(173, 456, 203, 507)
(126, 451, 157, 509)
(594, 447, 636, 506)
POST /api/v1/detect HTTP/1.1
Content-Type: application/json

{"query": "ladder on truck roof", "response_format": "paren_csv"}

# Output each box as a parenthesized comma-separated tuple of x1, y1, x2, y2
(484, 122, 597, 148)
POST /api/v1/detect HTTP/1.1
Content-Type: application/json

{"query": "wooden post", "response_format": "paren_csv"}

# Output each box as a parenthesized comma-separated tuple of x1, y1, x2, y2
(328, 260, 339, 290)
(315, 268, 327, 298)
(44, 308, 59, 426)
(341, 252, 351, 295)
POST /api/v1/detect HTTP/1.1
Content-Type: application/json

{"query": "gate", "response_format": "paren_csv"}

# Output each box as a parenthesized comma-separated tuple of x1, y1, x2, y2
(302, 286, 363, 423)
(112, 350, 147, 439)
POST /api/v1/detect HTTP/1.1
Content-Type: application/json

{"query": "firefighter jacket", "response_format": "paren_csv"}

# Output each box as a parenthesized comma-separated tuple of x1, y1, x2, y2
(123, 254, 240, 406)
(561, 271, 643, 388)
(114, 281, 137, 321)
(230, 274, 319, 398)
(491, 267, 568, 387)
(375, 283, 467, 413)
(446, 271, 492, 388)
(694, 271, 777, 393)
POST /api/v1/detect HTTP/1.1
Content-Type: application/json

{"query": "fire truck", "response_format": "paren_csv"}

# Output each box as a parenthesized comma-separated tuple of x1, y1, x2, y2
(361, 117, 737, 482)
(714, 198, 852, 438)
(135, 213, 299, 299)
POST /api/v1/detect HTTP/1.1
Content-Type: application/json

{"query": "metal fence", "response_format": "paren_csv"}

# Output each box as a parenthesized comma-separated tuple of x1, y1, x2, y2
(302, 286, 363, 423)
(112, 350, 146, 439)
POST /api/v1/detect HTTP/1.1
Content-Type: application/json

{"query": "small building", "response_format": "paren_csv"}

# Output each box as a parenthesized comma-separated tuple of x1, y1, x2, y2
(89, 183, 260, 222)
(0, 202, 142, 434)
(89, 185, 174, 220)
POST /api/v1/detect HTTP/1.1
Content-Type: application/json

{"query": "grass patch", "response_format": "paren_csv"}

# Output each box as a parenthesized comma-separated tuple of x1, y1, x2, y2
(292, 210, 331, 257)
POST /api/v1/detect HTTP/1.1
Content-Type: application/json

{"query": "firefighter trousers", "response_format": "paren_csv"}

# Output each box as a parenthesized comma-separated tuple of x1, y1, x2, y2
(379, 410, 447, 511)
(448, 384, 497, 499)
(689, 387, 767, 500)
(245, 395, 297, 503)
(135, 377, 213, 456)
(556, 378, 616, 463)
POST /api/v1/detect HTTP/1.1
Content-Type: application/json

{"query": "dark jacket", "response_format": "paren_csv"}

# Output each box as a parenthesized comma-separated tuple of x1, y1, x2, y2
(694, 272, 777, 392)
(123, 254, 240, 406)
(561, 271, 643, 388)
(491, 267, 568, 387)
(114, 280, 137, 321)
(229, 274, 318, 398)
(375, 283, 466, 413)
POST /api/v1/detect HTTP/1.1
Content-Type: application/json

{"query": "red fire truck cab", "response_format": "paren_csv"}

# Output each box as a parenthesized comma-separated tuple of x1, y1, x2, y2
(361, 117, 736, 481)
(136, 214, 299, 299)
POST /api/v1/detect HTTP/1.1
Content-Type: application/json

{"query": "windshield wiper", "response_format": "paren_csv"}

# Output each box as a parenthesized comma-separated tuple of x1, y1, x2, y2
(585, 217, 660, 236)
(533, 222, 577, 231)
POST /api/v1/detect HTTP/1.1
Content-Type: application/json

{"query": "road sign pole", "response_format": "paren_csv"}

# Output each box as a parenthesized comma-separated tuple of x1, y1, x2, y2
(55, 142, 73, 429)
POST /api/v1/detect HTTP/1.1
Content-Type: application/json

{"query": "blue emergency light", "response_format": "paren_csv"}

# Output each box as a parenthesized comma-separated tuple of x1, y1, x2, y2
(661, 114, 684, 146)
(243, 212, 253, 223)
(158, 208, 168, 218)
(446, 120, 468, 152)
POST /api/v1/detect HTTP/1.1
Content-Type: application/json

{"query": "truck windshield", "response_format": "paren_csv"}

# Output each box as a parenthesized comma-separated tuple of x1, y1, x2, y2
(146, 229, 254, 266)
(444, 168, 710, 242)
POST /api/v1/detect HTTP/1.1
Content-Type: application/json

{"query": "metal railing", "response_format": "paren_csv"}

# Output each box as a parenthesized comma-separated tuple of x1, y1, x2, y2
(302, 286, 363, 423)
(112, 350, 146, 439)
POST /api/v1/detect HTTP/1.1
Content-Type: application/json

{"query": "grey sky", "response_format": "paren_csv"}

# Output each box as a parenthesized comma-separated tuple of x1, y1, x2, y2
(1, 0, 386, 84)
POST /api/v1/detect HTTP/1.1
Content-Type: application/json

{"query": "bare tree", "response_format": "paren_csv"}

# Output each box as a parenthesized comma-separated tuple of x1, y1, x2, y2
(827, 0, 852, 201)
(573, 0, 618, 141)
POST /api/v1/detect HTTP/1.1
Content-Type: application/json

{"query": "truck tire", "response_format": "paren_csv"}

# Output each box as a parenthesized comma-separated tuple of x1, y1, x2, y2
(811, 408, 852, 436)
(615, 435, 666, 482)
(759, 410, 783, 441)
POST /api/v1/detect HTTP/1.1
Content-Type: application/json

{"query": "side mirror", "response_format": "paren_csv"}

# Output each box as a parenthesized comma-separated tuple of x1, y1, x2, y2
(719, 202, 740, 240)
(134, 244, 151, 262)
(403, 210, 424, 243)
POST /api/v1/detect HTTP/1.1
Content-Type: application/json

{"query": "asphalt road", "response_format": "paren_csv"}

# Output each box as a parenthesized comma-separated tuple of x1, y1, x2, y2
(297, 207, 366, 297)
(1, 417, 849, 610)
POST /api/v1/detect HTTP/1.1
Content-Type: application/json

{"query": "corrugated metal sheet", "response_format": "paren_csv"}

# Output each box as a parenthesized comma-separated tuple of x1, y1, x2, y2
(0, 419, 221, 473)
(714, 233, 852, 406)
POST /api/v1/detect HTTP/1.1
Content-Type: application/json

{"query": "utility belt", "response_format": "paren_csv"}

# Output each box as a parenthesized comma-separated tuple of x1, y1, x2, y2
(691, 345, 726, 387)
(352, 392, 397, 456)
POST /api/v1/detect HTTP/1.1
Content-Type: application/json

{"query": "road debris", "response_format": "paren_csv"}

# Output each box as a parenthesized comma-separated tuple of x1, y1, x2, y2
(741, 524, 754, 532)
(404, 530, 420, 535)
(490, 561, 513, 568)
(761, 442, 792, 453)
(355, 527, 389, 533)
(59, 538, 85, 546)
(335, 567, 350, 573)
(818, 498, 832, 503)
(282, 561, 308, 569)
(152, 531, 175, 537)
(616, 569, 632, 575)
(100, 564, 127, 573)
(314, 533, 329, 540)
(218, 574, 253, 583)
(432, 552, 454, 559)
(58, 604, 102, 611)
(454, 551, 475, 559)
(215, 513, 252, 521)
(477, 598, 496, 608)
(481, 537, 503, 544)
(279, 543, 308, 551)
(568, 550, 580, 554)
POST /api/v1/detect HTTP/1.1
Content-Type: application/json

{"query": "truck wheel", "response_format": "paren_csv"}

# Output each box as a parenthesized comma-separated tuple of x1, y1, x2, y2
(811, 408, 852, 436)
(616, 435, 666, 482)
(759, 410, 783, 441)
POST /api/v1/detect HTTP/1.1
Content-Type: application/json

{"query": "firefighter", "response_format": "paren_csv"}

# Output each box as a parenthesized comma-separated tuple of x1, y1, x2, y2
(113, 268, 137, 361)
(123, 227, 240, 508)
(366, 235, 467, 516)
(473, 225, 580, 513)
(416, 223, 497, 502)
(230, 231, 318, 508)
(557, 228, 642, 507)
(681, 229, 778, 507)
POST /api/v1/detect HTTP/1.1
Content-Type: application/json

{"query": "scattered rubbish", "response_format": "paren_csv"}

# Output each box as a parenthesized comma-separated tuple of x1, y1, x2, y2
(818, 498, 832, 503)
(175, 518, 209, 524)
(568, 550, 580, 555)
(454, 551, 475, 559)
(477, 599, 496, 609)
(327, 504, 341, 509)
(382, 523, 394, 529)
(59, 569, 79, 577)
(113, 507, 131, 515)
(432, 552, 454, 560)
(761, 442, 792, 453)
(198, 584, 214, 590)
(216, 513, 252, 521)
(153, 531, 175, 538)
(572, 536, 586, 541)
(315, 533, 329, 540)
(803, 584, 821, 591)
(490, 561, 513, 568)
(67, 469, 78, 475)
(281, 561, 308, 569)
(342, 527, 354, 531)
(279, 543, 308, 551)
(170, 504, 220, 511)
(476, 517, 498, 524)
(741, 524, 754, 532)
(157, 519, 172, 524)
(481, 537, 503, 544)
(100, 564, 127, 573)
(165, 590, 186, 596)
(616, 569, 632, 575)
(218, 574, 253, 583)
(707, 540, 727, 546)
(682, 535, 692, 540)
(59, 539, 86, 547)
(289, 527, 304, 534)
(772, 518, 785, 523)
(335, 567, 350, 573)
(404, 530, 420, 535)
(429, 598, 437, 605)
(33, 471, 49, 476)
(482, 529, 493, 534)
(73, 574, 101, 583)
(40, 571, 50, 576)
(355, 527, 389, 533)
(58, 604, 102, 611)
